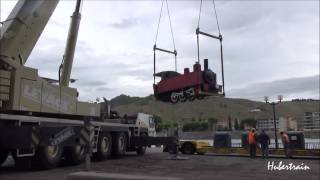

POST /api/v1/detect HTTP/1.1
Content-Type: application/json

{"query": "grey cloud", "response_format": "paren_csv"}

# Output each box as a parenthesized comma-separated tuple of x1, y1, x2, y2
(228, 75, 320, 101)
(75, 80, 106, 86)
(96, 87, 111, 92)
(108, 18, 140, 29)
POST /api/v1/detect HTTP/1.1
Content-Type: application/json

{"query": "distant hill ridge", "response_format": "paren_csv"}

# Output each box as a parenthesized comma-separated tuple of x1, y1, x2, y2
(110, 94, 319, 124)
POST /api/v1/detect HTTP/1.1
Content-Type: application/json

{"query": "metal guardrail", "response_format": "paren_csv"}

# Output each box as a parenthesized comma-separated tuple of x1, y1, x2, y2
(304, 142, 320, 150)
(231, 143, 242, 148)
(231, 142, 320, 150)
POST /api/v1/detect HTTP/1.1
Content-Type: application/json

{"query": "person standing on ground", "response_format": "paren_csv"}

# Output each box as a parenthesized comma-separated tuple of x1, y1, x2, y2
(248, 128, 257, 158)
(280, 131, 292, 158)
(257, 129, 270, 159)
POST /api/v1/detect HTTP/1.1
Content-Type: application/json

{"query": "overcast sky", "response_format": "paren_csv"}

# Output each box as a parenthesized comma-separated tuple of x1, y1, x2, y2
(1, 0, 319, 102)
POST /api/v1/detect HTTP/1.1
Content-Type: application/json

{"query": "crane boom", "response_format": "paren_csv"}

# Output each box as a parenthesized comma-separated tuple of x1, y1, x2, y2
(0, 0, 59, 68)
(0, 0, 99, 117)
(60, 0, 82, 87)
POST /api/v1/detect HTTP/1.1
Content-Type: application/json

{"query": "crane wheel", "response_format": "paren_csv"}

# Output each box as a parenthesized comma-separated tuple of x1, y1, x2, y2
(136, 133, 147, 155)
(94, 133, 112, 160)
(112, 133, 127, 157)
(36, 145, 62, 169)
(0, 150, 9, 166)
(64, 145, 85, 165)
(181, 142, 196, 154)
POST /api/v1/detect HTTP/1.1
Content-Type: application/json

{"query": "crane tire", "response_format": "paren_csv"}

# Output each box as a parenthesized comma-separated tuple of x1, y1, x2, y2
(36, 145, 62, 169)
(64, 145, 85, 165)
(112, 133, 127, 157)
(94, 133, 112, 160)
(136, 133, 147, 155)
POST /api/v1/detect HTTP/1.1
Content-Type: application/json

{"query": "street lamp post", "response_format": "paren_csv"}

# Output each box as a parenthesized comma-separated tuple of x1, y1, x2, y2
(264, 95, 282, 149)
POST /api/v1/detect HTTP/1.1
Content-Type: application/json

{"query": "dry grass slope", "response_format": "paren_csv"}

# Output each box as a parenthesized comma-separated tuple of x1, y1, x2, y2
(111, 95, 319, 124)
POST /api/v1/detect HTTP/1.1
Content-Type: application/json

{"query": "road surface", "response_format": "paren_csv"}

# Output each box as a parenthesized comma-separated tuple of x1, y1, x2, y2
(0, 148, 319, 180)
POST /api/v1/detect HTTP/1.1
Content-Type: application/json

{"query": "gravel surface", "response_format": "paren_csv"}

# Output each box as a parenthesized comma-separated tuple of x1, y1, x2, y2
(0, 148, 319, 180)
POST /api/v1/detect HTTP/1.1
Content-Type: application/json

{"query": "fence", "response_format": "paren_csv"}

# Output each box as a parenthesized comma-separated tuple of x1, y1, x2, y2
(231, 142, 320, 150)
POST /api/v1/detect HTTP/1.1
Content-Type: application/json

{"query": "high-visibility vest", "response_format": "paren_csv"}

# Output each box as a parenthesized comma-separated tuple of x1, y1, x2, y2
(248, 132, 256, 144)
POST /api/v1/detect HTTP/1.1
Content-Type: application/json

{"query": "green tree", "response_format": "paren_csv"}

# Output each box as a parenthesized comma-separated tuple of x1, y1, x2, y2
(153, 115, 162, 132)
(200, 122, 208, 131)
(182, 122, 208, 132)
(208, 118, 218, 131)
(240, 118, 257, 129)
(234, 118, 239, 130)
(228, 115, 232, 131)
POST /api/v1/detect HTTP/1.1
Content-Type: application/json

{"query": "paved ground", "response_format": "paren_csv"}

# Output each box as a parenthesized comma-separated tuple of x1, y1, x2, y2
(0, 148, 319, 180)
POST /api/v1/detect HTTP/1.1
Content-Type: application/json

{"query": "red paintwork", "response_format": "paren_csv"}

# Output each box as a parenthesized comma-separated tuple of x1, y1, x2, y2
(156, 70, 203, 94)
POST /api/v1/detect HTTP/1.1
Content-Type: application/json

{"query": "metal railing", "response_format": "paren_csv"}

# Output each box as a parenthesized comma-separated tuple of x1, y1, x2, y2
(231, 142, 320, 150)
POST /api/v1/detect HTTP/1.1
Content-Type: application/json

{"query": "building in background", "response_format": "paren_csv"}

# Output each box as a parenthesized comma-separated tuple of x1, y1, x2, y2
(278, 117, 298, 131)
(256, 117, 297, 131)
(256, 118, 279, 131)
(304, 112, 320, 131)
(216, 120, 228, 130)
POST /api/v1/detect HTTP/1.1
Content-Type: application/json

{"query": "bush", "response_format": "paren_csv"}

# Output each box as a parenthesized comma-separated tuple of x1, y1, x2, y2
(182, 122, 208, 132)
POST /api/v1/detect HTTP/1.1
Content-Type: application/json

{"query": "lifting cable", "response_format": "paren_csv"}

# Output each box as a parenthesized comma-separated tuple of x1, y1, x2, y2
(153, 0, 177, 84)
(196, 0, 225, 96)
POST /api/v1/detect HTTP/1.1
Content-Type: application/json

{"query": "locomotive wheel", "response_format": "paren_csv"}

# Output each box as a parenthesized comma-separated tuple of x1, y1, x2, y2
(185, 88, 196, 101)
(188, 95, 195, 101)
(179, 93, 187, 102)
(112, 133, 127, 157)
(95, 133, 112, 160)
(64, 145, 85, 165)
(197, 96, 204, 100)
(36, 145, 62, 169)
(170, 92, 179, 103)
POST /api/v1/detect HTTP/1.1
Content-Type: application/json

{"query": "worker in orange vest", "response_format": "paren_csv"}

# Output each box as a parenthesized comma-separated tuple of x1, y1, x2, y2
(280, 131, 292, 158)
(247, 128, 257, 158)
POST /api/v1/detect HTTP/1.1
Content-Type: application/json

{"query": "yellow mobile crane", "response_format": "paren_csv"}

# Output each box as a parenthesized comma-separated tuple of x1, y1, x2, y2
(0, 0, 175, 169)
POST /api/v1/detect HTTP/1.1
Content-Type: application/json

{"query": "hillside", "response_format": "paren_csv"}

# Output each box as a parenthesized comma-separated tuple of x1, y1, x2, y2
(111, 95, 319, 125)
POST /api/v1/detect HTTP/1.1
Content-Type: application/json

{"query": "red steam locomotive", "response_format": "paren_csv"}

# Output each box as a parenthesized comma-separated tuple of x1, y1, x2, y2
(153, 59, 223, 103)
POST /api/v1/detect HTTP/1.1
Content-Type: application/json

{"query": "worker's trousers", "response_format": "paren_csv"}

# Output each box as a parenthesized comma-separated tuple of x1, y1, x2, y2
(249, 144, 256, 158)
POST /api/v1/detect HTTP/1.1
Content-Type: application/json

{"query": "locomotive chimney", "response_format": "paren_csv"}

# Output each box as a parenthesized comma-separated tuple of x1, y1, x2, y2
(193, 62, 201, 72)
(204, 59, 208, 70)
(184, 68, 190, 74)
